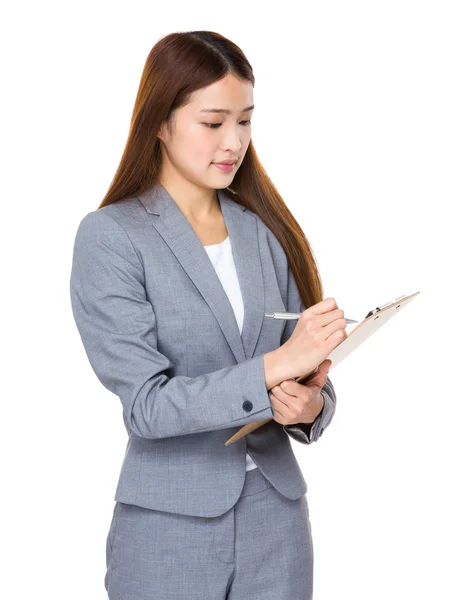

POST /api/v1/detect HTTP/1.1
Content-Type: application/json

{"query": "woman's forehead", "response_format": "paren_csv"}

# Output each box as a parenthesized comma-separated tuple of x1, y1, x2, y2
(188, 77, 254, 112)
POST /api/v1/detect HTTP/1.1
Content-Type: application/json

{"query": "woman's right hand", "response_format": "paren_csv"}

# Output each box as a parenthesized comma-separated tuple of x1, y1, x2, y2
(278, 297, 348, 380)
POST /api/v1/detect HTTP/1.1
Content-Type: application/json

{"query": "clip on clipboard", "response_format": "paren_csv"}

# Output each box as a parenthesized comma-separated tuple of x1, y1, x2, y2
(225, 290, 420, 446)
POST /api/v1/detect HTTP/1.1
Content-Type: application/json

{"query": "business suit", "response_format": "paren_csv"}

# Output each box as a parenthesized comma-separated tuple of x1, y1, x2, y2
(69, 181, 337, 598)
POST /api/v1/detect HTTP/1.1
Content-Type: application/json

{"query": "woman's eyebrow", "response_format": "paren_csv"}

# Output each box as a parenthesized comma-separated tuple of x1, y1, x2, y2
(200, 105, 255, 114)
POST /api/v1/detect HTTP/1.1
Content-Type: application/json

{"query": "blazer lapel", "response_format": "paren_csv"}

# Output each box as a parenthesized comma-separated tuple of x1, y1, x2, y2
(136, 182, 265, 365)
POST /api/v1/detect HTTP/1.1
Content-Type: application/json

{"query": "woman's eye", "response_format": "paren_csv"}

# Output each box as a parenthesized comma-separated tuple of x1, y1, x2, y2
(204, 120, 251, 129)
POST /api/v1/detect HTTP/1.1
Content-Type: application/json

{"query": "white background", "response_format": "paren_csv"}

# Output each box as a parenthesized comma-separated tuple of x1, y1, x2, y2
(2, 1, 462, 598)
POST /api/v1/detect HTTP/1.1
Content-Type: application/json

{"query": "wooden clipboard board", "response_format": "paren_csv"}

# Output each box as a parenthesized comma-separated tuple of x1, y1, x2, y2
(225, 290, 420, 445)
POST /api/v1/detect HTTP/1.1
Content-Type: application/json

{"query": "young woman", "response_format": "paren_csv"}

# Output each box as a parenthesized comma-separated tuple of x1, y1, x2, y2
(70, 30, 346, 600)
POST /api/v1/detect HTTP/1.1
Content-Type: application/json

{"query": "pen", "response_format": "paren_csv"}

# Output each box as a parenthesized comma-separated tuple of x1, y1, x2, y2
(265, 312, 358, 323)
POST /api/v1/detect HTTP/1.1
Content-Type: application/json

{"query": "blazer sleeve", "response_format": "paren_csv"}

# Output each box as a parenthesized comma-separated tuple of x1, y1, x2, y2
(280, 265, 337, 445)
(69, 210, 275, 440)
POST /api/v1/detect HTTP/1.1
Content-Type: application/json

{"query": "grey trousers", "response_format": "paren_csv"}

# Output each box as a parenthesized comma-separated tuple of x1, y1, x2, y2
(105, 466, 314, 599)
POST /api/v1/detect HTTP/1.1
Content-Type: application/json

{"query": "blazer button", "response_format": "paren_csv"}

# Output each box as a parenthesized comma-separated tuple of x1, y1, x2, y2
(242, 400, 253, 412)
(320, 427, 324, 436)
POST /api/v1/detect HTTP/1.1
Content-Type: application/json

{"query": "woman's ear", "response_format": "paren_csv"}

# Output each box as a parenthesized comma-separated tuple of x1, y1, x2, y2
(157, 121, 169, 144)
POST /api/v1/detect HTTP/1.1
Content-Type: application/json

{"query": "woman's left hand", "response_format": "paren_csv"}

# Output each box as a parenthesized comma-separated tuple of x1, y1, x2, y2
(269, 359, 331, 426)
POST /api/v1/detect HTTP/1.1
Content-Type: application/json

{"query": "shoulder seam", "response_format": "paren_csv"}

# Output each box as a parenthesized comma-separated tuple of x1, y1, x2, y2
(95, 209, 144, 271)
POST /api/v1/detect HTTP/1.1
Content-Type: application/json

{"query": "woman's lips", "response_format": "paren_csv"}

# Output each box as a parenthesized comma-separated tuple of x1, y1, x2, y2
(213, 162, 236, 172)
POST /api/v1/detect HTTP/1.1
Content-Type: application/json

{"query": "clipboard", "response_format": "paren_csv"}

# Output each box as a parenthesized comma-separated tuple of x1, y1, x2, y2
(225, 290, 420, 446)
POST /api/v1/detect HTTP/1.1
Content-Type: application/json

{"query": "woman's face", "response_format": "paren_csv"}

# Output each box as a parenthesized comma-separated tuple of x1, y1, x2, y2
(157, 74, 254, 190)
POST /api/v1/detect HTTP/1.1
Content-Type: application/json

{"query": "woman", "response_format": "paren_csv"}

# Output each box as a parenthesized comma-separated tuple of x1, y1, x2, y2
(70, 30, 346, 600)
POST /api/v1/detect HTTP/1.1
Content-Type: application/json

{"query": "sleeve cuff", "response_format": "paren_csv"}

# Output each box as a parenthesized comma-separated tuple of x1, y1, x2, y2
(283, 388, 335, 445)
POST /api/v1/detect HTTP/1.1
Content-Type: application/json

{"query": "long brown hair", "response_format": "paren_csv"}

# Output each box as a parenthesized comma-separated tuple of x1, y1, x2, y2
(98, 30, 324, 309)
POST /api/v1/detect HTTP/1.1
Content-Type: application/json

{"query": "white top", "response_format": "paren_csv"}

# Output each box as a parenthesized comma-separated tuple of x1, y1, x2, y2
(203, 236, 258, 471)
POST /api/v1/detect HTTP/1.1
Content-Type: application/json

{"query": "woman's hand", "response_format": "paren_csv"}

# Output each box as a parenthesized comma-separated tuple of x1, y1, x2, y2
(277, 298, 346, 380)
(269, 359, 332, 426)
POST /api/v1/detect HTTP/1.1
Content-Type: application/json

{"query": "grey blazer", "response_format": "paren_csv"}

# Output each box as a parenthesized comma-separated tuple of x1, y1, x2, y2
(69, 182, 337, 518)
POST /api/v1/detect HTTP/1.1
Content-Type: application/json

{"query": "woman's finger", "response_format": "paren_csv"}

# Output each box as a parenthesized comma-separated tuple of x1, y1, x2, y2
(270, 388, 293, 411)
